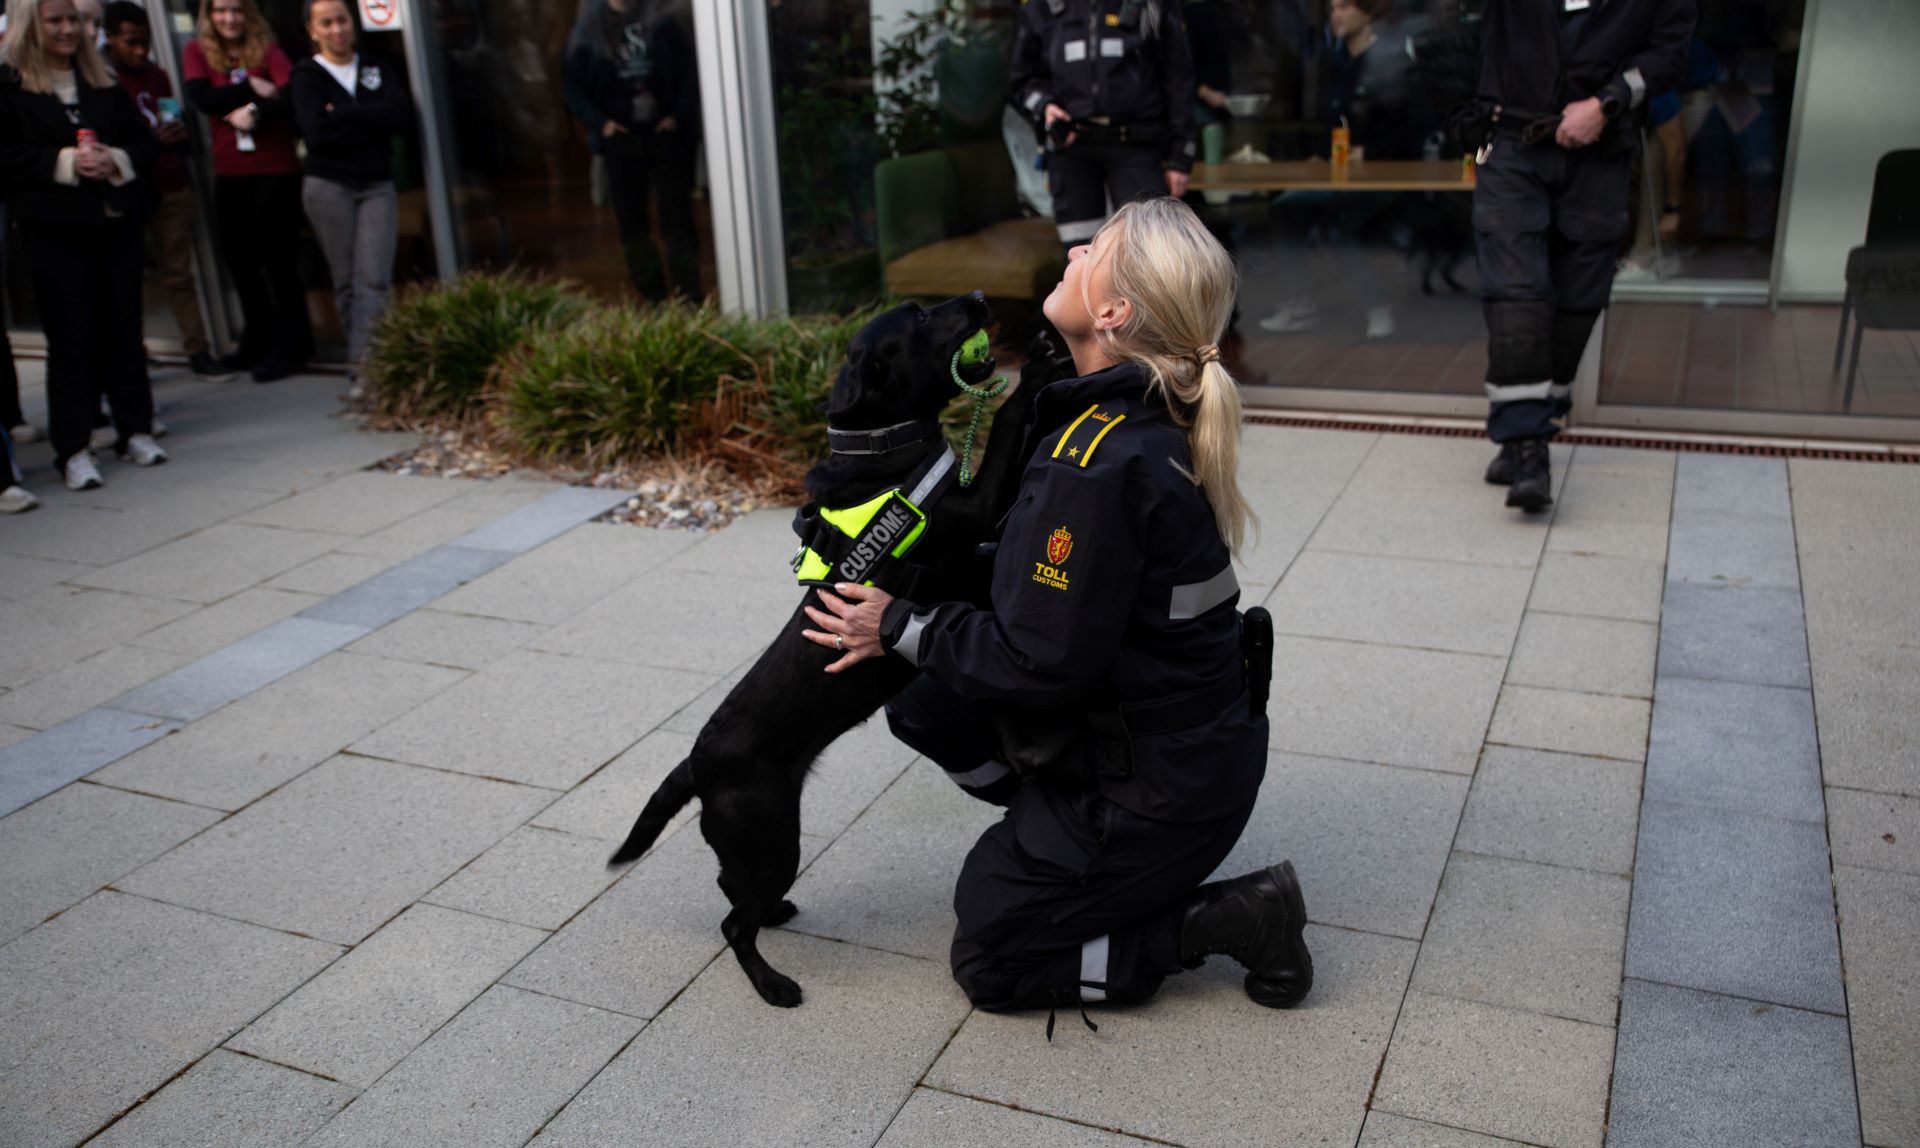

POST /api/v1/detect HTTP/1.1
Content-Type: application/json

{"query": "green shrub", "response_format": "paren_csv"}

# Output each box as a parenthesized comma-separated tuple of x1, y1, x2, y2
(363, 271, 590, 422)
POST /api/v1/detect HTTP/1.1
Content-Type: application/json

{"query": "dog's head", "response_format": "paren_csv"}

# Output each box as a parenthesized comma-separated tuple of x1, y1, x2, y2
(825, 292, 994, 430)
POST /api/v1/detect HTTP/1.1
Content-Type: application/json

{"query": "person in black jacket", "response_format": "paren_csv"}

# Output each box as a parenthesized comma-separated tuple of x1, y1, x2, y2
(0, 0, 162, 491)
(804, 199, 1312, 1021)
(562, 0, 700, 302)
(1473, 0, 1694, 510)
(290, 0, 411, 375)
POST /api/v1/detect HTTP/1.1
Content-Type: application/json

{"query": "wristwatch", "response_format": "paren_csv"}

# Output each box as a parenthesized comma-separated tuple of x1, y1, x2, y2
(1597, 86, 1627, 120)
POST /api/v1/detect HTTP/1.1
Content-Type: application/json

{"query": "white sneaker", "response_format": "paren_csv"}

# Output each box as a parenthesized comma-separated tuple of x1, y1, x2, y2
(0, 484, 38, 513)
(65, 450, 104, 491)
(9, 422, 43, 445)
(151, 418, 168, 439)
(1258, 298, 1320, 334)
(1365, 305, 1396, 340)
(121, 433, 169, 467)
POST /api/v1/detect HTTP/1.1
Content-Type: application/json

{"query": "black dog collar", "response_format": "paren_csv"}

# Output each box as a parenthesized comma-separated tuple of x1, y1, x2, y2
(827, 420, 943, 456)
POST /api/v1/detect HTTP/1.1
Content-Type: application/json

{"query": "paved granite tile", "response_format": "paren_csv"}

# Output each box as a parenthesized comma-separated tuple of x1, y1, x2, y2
(659, 666, 748, 734)
(661, 506, 812, 575)
(1827, 788, 1920, 875)
(1265, 551, 1533, 656)
(1271, 637, 1507, 773)
(0, 782, 222, 945)
(229, 903, 547, 1088)
(334, 503, 516, 562)
(1568, 445, 1675, 481)
(930, 925, 1414, 1148)
(533, 728, 697, 843)
(1216, 752, 1467, 939)
(1311, 484, 1553, 568)
(1625, 800, 1845, 1015)
(239, 470, 466, 535)
(1373, 992, 1614, 1148)
(1666, 510, 1802, 590)
(1656, 583, 1810, 689)
(1552, 472, 1673, 525)
(1506, 612, 1658, 699)
(0, 552, 92, 600)
(0, 891, 340, 1148)
(1797, 548, 1918, 651)
(1672, 452, 1788, 518)
(1788, 457, 1920, 540)
(1411, 853, 1629, 1025)
(0, 707, 182, 817)
(1834, 865, 1920, 1146)
(449, 485, 636, 552)
(1487, 685, 1650, 762)
(298, 544, 511, 630)
(1454, 746, 1641, 875)
(1543, 515, 1670, 562)
(265, 551, 400, 595)
(435, 523, 688, 624)
(87, 1050, 356, 1148)
(503, 827, 831, 1019)
(531, 570, 803, 676)
(96, 652, 466, 810)
(119, 755, 551, 944)
(802, 712, 923, 837)
(0, 482, 291, 566)
(126, 588, 322, 658)
(303, 985, 641, 1148)
(0, 586, 196, 688)
(1643, 677, 1823, 824)
(1608, 979, 1861, 1148)
(538, 932, 972, 1148)
(71, 522, 342, 604)
(1804, 638, 1920, 797)
(113, 616, 369, 723)
(1527, 552, 1666, 623)
(426, 825, 624, 930)
(352, 649, 712, 790)
(346, 609, 545, 670)
(0, 645, 191, 729)
(1360, 1112, 1530, 1147)
(876, 1089, 1163, 1147)
(1334, 434, 1567, 501)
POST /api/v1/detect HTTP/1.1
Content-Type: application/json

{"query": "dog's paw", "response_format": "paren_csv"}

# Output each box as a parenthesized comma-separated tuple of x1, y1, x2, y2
(754, 971, 804, 1008)
(766, 900, 799, 927)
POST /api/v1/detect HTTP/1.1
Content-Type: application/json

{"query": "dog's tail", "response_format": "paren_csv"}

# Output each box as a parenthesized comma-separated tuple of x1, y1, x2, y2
(607, 759, 696, 867)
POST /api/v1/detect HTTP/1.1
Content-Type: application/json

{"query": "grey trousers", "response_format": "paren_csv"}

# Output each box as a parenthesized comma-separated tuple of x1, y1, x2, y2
(302, 176, 397, 368)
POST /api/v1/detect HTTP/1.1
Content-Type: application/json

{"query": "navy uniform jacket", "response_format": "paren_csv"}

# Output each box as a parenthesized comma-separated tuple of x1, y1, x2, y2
(1009, 0, 1199, 173)
(881, 361, 1265, 822)
(1478, 0, 1694, 119)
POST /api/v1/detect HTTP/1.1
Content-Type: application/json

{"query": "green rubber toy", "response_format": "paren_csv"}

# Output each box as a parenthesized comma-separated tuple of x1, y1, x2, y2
(958, 329, 991, 365)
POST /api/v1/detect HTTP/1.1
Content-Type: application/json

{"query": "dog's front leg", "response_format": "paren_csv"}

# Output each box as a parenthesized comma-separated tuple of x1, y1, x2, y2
(719, 893, 803, 1008)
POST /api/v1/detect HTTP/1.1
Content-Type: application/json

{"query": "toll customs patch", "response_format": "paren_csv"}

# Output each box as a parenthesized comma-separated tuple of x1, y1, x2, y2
(1034, 527, 1072, 590)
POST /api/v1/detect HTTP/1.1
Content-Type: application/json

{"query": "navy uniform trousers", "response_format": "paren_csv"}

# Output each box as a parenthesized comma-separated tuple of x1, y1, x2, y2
(886, 676, 1255, 1010)
(1049, 141, 1166, 253)
(1476, 135, 1632, 442)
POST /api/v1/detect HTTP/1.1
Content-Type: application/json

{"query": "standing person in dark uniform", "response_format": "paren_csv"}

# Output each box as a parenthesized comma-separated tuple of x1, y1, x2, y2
(1011, 0, 1198, 256)
(802, 198, 1312, 1021)
(1470, 0, 1693, 510)
(563, 0, 699, 302)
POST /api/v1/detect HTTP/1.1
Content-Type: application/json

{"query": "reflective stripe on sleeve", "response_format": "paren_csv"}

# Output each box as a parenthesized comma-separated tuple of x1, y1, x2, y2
(893, 611, 932, 665)
(1080, 934, 1110, 1002)
(1169, 565, 1240, 620)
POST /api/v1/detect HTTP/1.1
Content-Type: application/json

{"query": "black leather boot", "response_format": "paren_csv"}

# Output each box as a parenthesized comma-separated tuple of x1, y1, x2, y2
(1484, 442, 1518, 485)
(1505, 438, 1553, 511)
(1177, 860, 1313, 1008)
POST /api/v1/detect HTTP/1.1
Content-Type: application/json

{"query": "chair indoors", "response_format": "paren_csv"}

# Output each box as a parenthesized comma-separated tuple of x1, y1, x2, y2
(1835, 148, 1920, 411)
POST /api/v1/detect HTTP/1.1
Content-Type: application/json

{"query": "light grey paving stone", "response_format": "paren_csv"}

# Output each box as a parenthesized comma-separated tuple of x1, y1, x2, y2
(434, 522, 691, 624)
(1625, 800, 1845, 1015)
(0, 551, 92, 600)
(1360, 1111, 1530, 1148)
(1527, 552, 1666, 623)
(659, 665, 748, 734)
(265, 551, 399, 595)
(125, 588, 322, 658)
(119, 755, 551, 944)
(71, 521, 343, 604)
(1656, 583, 1810, 689)
(1235, 468, 1363, 588)
(1568, 445, 1676, 481)
(1608, 978, 1861, 1148)
(0, 782, 222, 945)
(1311, 483, 1553, 569)
(1234, 423, 1377, 498)
(351, 649, 713, 790)
(334, 502, 516, 562)
(1216, 752, 1467, 939)
(240, 470, 467, 535)
(229, 902, 547, 1088)
(0, 721, 32, 748)
(1265, 551, 1533, 657)
(661, 505, 812, 575)
(787, 762, 1003, 960)
(929, 925, 1415, 1148)
(345, 609, 544, 670)
(1834, 865, 1920, 1146)
(1666, 510, 1802, 591)
(0, 707, 181, 818)
(1672, 452, 1789, 519)
(1271, 637, 1508, 774)
(426, 825, 624, 930)
(1411, 852, 1630, 1025)
(95, 652, 468, 810)
(0, 891, 340, 1148)
(450, 485, 635, 552)
(1804, 637, 1920, 797)
(1487, 685, 1650, 762)
(1507, 612, 1658, 699)
(803, 712, 922, 837)
(303, 985, 641, 1148)
(531, 570, 802, 676)
(1544, 515, 1670, 562)
(503, 827, 831, 1019)
(877, 1089, 1163, 1147)
(86, 1050, 356, 1148)
(1455, 746, 1641, 875)
(0, 644, 191, 729)
(1552, 471, 1673, 526)
(298, 544, 511, 630)
(538, 931, 971, 1148)
(1643, 677, 1824, 824)
(0, 481, 291, 566)
(1827, 787, 1920, 875)
(1373, 991, 1614, 1148)
(0, 585, 196, 688)
(533, 728, 697, 843)
(1796, 545, 1920, 652)
(114, 616, 369, 723)
(1788, 456, 1920, 540)
(1333, 434, 1568, 504)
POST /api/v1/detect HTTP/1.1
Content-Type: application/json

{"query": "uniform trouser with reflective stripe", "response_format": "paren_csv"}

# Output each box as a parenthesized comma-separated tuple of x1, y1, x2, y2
(1048, 142, 1166, 254)
(1474, 138, 1632, 443)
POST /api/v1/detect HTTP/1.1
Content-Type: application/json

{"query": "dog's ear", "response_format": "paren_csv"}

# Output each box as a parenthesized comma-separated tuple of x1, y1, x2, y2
(826, 344, 871, 416)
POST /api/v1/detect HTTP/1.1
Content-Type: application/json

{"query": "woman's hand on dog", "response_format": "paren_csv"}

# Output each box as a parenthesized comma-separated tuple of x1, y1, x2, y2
(803, 584, 893, 673)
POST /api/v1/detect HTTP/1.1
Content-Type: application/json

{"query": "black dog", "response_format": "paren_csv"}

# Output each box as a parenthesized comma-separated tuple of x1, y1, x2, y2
(608, 293, 1064, 1007)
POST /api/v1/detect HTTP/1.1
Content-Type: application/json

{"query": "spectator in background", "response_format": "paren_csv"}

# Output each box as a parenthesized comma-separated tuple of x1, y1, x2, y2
(0, 10, 33, 449)
(1, 421, 36, 511)
(563, 0, 700, 302)
(290, 0, 410, 378)
(183, 0, 311, 382)
(0, 0, 164, 491)
(103, 2, 231, 379)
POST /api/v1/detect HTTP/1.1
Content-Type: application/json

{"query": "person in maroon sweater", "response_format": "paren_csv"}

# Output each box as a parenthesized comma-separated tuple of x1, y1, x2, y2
(182, 0, 311, 382)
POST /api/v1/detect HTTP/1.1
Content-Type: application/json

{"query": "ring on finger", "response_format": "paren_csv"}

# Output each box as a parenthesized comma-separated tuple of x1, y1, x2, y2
(834, 634, 845, 651)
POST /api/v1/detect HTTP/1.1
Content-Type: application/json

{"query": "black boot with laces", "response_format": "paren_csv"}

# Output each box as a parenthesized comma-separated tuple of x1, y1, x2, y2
(1504, 437, 1553, 511)
(1177, 860, 1313, 1008)
(1484, 441, 1518, 485)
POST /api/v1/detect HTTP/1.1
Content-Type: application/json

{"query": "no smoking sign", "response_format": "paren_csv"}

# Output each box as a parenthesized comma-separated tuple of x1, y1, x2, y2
(359, 0, 402, 30)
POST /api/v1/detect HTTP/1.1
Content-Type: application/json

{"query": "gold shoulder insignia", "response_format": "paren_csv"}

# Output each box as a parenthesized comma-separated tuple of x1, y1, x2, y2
(1049, 403, 1129, 469)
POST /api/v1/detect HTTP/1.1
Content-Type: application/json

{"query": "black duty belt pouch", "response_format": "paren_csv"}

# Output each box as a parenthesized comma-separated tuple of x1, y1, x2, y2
(993, 706, 1097, 789)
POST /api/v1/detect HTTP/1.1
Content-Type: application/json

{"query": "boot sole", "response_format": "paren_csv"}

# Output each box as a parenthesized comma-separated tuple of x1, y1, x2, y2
(1505, 487, 1553, 512)
(1244, 861, 1314, 1009)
